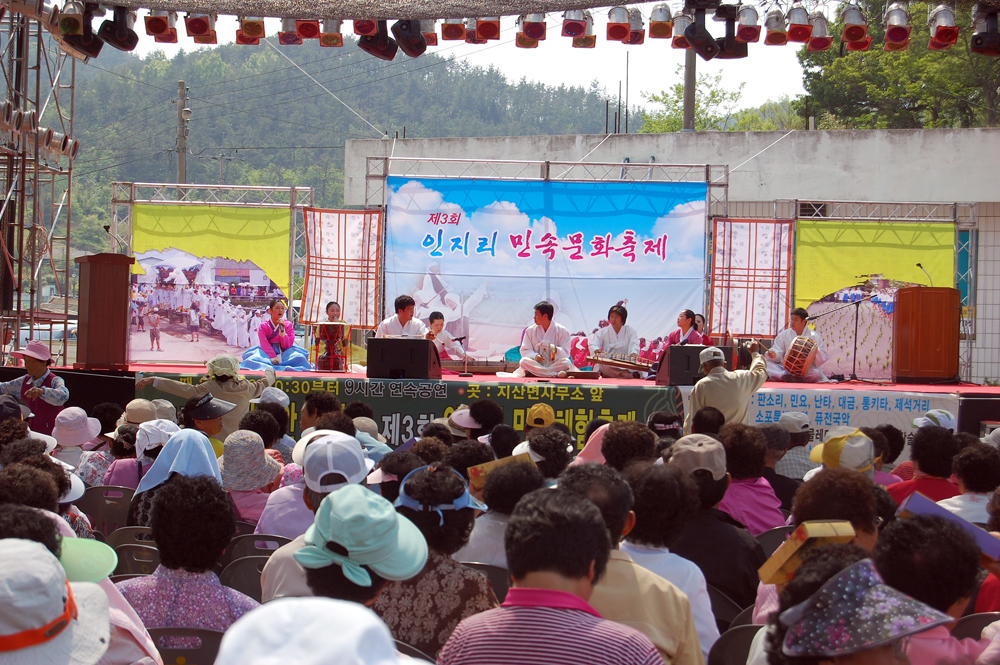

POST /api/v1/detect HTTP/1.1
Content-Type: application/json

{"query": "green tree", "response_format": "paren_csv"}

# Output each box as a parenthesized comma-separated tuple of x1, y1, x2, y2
(639, 66, 745, 132)
(731, 96, 807, 130)
(799, 1, 1000, 128)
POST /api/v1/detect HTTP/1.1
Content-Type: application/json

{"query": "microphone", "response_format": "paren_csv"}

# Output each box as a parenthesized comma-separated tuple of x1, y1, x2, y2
(916, 263, 934, 287)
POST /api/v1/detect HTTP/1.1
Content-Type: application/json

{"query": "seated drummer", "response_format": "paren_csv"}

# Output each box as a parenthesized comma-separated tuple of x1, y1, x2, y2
(590, 304, 640, 378)
(376, 295, 432, 338)
(765, 307, 831, 383)
(428, 311, 469, 360)
(515, 301, 578, 378)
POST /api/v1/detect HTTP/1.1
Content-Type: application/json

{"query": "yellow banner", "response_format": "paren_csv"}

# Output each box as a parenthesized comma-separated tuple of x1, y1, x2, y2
(131, 204, 291, 297)
(795, 220, 954, 308)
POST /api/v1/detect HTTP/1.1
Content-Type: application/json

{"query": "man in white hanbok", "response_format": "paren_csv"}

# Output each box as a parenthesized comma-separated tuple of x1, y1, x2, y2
(516, 301, 577, 378)
(590, 305, 641, 379)
(766, 307, 832, 383)
(376, 295, 430, 338)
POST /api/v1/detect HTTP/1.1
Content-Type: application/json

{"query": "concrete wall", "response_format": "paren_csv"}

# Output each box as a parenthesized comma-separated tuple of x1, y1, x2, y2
(343, 129, 1000, 383)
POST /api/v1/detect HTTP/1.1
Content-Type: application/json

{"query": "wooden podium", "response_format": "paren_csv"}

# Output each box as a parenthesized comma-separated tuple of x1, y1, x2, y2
(75, 253, 135, 370)
(892, 286, 960, 383)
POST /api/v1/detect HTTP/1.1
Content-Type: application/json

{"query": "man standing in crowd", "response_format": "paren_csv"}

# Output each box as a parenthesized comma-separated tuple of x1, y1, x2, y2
(683, 344, 766, 434)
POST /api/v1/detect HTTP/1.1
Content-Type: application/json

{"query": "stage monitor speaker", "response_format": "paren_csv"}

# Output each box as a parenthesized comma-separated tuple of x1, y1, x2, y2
(892, 287, 960, 383)
(656, 344, 733, 386)
(367, 338, 442, 380)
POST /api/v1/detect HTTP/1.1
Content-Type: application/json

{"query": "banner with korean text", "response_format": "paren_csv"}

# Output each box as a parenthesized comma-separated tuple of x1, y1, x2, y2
(384, 177, 709, 359)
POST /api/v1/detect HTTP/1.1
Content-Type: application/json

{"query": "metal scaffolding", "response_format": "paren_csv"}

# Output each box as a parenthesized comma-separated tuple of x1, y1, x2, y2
(0, 13, 76, 364)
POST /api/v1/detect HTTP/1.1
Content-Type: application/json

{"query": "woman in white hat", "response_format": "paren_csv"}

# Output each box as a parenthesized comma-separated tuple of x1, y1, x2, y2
(136, 353, 274, 440)
(0, 339, 68, 435)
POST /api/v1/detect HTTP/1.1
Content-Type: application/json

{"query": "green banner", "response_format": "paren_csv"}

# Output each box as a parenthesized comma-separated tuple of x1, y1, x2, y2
(137, 373, 684, 448)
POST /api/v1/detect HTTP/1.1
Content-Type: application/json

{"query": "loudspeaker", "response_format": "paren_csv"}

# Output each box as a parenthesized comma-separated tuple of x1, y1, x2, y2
(367, 338, 442, 380)
(656, 344, 733, 386)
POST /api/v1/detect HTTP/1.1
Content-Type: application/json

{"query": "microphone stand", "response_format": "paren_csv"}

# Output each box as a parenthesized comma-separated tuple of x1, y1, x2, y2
(453, 335, 473, 377)
(806, 293, 875, 381)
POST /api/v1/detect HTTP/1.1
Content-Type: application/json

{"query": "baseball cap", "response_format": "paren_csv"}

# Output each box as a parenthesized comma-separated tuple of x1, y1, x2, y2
(810, 427, 875, 479)
(0, 539, 111, 665)
(249, 386, 290, 409)
(779, 411, 811, 433)
(215, 597, 406, 665)
(699, 347, 725, 364)
(667, 434, 727, 481)
(0, 394, 22, 421)
(526, 403, 555, 428)
(295, 484, 428, 585)
(302, 432, 374, 493)
(912, 409, 956, 433)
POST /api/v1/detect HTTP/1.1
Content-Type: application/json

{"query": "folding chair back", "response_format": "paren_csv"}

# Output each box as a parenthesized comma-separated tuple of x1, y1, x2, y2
(395, 640, 435, 662)
(75, 486, 135, 536)
(952, 612, 1000, 640)
(148, 627, 224, 665)
(707, 625, 765, 665)
(707, 584, 744, 634)
(105, 526, 155, 549)
(219, 556, 269, 602)
(113, 544, 160, 576)
(756, 525, 795, 558)
(220, 534, 290, 570)
(463, 562, 510, 603)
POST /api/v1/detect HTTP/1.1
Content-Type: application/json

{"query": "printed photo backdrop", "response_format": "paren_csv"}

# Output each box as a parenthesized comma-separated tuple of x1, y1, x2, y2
(129, 204, 292, 364)
(384, 177, 709, 360)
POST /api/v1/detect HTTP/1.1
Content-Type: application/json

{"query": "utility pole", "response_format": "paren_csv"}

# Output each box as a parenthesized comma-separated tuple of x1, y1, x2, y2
(176, 80, 191, 184)
(682, 50, 696, 131)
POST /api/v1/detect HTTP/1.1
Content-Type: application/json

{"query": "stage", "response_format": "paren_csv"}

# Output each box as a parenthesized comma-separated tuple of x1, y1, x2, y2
(122, 363, 1000, 448)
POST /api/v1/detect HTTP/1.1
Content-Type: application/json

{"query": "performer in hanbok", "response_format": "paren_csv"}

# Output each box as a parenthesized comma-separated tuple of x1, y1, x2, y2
(240, 299, 311, 371)
(376, 295, 430, 338)
(317, 301, 348, 371)
(590, 305, 640, 378)
(695, 313, 713, 346)
(765, 307, 832, 383)
(427, 311, 469, 360)
(661, 310, 704, 352)
(515, 301, 577, 378)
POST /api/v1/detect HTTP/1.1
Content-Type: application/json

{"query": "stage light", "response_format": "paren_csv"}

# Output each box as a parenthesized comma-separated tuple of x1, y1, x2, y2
(39, 2, 59, 33)
(685, 9, 719, 59)
(63, 137, 79, 160)
(59, 0, 83, 35)
(623, 8, 645, 43)
(672, 12, 693, 47)
(607, 6, 630, 40)
(353, 19, 376, 36)
(518, 13, 545, 39)
(237, 15, 264, 37)
(391, 19, 426, 57)
(714, 5, 748, 58)
(846, 35, 873, 50)
(477, 16, 500, 39)
(320, 19, 343, 46)
(296, 19, 320, 38)
(420, 19, 437, 45)
(144, 9, 174, 35)
(928, 4, 959, 47)
(971, 4, 1000, 55)
(0, 103, 11, 131)
(441, 17, 465, 39)
(764, 8, 787, 44)
(649, 4, 673, 38)
(235, 29, 259, 44)
(464, 18, 487, 43)
(97, 6, 137, 51)
(48, 130, 68, 160)
(883, 2, 911, 46)
(807, 12, 833, 50)
(735, 5, 760, 42)
(184, 12, 214, 37)
(562, 9, 587, 36)
(61, 4, 103, 58)
(572, 10, 596, 46)
(10, 110, 23, 134)
(841, 3, 868, 42)
(786, 3, 811, 41)
(515, 15, 539, 47)
(359, 20, 397, 59)
(278, 18, 302, 44)
(20, 110, 36, 133)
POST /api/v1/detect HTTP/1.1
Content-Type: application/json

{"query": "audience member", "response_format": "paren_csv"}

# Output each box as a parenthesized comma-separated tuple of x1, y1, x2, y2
(451, 399, 505, 440)
(621, 463, 719, 659)
(560, 463, 702, 665)
(757, 423, 799, 510)
(523, 402, 556, 433)
(366, 450, 423, 503)
(937, 442, 1000, 523)
(351, 417, 393, 463)
(412, 436, 449, 464)
(239, 408, 281, 454)
(716, 423, 785, 536)
(773, 411, 818, 479)
(683, 344, 767, 434)
(887, 425, 960, 504)
(601, 420, 657, 472)
(669, 434, 766, 609)
(127, 428, 221, 527)
(215, 598, 403, 665)
(11, 449, 90, 538)
(260, 432, 373, 600)
(115, 398, 157, 429)
(975, 492, 1000, 612)
(421, 421, 455, 446)
(253, 400, 294, 463)
(862, 426, 902, 487)
(374, 464, 498, 658)
(584, 417, 612, 444)
(871, 484, 898, 534)
(873, 515, 988, 663)
(256, 431, 371, 541)
(444, 440, 496, 480)
(219, 430, 283, 525)
(0, 415, 29, 458)
(0, 463, 59, 511)
(116, 475, 258, 636)
(0, 503, 61, 555)
(803, 426, 876, 483)
(690, 406, 725, 435)
(892, 410, 957, 481)
(180, 393, 236, 457)
(572, 422, 610, 466)
(101, 424, 147, 489)
(151, 398, 177, 423)
(792, 468, 880, 551)
(342, 400, 375, 421)
(488, 424, 520, 459)
(314, 411, 357, 437)
(453, 461, 544, 569)
(50, 407, 102, 469)
(438, 489, 663, 665)
(646, 410, 683, 440)
(294, 484, 428, 604)
(876, 423, 906, 463)
(300, 391, 341, 434)
(514, 426, 573, 482)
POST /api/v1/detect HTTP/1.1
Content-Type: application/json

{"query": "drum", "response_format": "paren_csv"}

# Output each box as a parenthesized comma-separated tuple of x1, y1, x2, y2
(783, 336, 818, 377)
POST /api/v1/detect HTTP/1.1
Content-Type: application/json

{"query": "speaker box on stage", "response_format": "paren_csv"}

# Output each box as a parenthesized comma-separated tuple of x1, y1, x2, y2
(656, 345, 733, 386)
(367, 338, 442, 380)
(892, 287, 960, 383)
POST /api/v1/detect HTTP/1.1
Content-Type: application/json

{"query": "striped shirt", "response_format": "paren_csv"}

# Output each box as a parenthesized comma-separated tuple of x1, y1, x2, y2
(438, 587, 664, 665)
